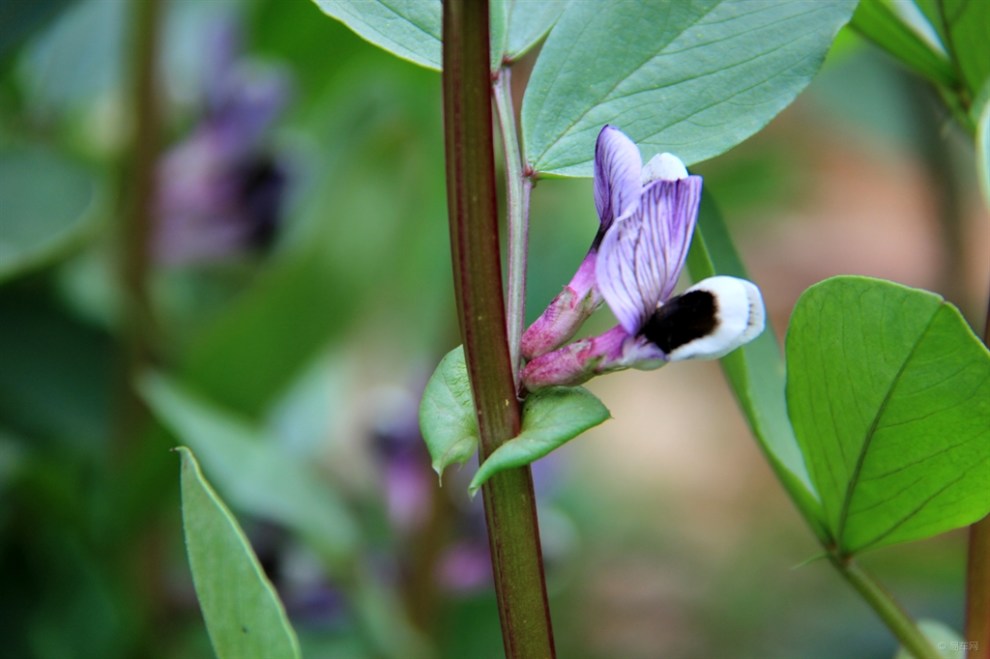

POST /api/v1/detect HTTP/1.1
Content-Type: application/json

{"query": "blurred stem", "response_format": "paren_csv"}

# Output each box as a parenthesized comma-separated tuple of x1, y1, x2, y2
(442, 1, 555, 657)
(964, 304, 990, 658)
(494, 66, 531, 385)
(117, 0, 163, 447)
(829, 555, 941, 659)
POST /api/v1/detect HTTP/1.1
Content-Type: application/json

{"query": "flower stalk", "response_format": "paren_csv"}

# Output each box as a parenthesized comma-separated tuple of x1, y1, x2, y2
(441, 1, 555, 656)
(965, 301, 990, 658)
(494, 66, 531, 385)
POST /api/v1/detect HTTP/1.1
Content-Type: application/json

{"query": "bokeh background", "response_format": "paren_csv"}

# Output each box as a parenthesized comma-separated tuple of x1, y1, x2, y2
(1, 1, 987, 658)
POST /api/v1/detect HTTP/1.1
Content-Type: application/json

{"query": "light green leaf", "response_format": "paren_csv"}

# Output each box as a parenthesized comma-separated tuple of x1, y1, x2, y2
(851, 0, 957, 88)
(894, 619, 965, 659)
(686, 195, 827, 541)
(143, 374, 359, 566)
(419, 346, 479, 478)
(522, 0, 857, 175)
(505, 0, 567, 61)
(177, 447, 301, 659)
(313, 0, 507, 72)
(786, 276, 990, 554)
(0, 147, 99, 282)
(469, 386, 609, 495)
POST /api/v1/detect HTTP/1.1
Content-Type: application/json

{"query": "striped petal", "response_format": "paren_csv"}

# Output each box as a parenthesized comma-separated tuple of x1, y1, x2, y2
(596, 176, 703, 333)
(593, 125, 642, 234)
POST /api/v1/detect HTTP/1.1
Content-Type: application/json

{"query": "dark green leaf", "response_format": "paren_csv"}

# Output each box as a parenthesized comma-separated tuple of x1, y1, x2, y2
(144, 374, 359, 566)
(851, 0, 957, 88)
(787, 276, 990, 554)
(177, 447, 301, 659)
(522, 0, 857, 175)
(419, 346, 479, 479)
(469, 386, 608, 494)
(938, 0, 990, 97)
(0, 147, 99, 282)
(687, 195, 827, 541)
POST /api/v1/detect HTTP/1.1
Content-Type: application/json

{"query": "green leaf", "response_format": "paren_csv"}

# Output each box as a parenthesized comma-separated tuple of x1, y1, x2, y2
(894, 619, 965, 659)
(851, 0, 957, 88)
(938, 0, 990, 97)
(419, 346, 479, 478)
(0, 147, 99, 282)
(786, 276, 990, 554)
(143, 374, 359, 566)
(469, 386, 609, 494)
(177, 447, 301, 659)
(522, 0, 857, 175)
(686, 195, 827, 541)
(505, 0, 567, 61)
(313, 0, 507, 72)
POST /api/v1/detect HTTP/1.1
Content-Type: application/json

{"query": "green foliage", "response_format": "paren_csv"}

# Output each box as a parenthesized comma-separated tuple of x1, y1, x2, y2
(177, 447, 301, 659)
(504, 0, 566, 61)
(143, 374, 359, 567)
(313, 0, 508, 72)
(686, 195, 827, 541)
(787, 276, 990, 554)
(0, 147, 99, 282)
(850, 0, 957, 88)
(419, 346, 609, 492)
(419, 346, 479, 478)
(469, 386, 609, 494)
(521, 0, 858, 175)
(935, 0, 990, 98)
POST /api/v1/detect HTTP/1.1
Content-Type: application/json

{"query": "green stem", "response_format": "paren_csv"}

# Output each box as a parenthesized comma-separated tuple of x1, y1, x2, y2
(441, 2, 556, 657)
(116, 0, 163, 447)
(494, 66, 531, 384)
(829, 555, 942, 659)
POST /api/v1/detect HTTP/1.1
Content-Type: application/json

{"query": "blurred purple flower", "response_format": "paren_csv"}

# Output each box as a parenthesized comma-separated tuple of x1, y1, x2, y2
(522, 126, 765, 390)
(153, 20, 290, 265)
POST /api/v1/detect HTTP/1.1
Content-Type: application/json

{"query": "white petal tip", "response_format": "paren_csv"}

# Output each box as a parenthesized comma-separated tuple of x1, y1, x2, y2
(642, 152, 688, 182)
(654, 276, 765, 361)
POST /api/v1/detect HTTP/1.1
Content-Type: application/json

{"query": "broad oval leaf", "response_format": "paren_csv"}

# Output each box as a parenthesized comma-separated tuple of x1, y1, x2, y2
(419, 346, 479, 478)
(522, 0, 857, 175)
(469, 386, 609, 494)
(0, 146, 98, 282)
(177, 447, 301, 659)
(786, 276, 990, 555)
(313, 0, 507, 72)
(686, 195, 827, 541)
(143, 374, 359, 566)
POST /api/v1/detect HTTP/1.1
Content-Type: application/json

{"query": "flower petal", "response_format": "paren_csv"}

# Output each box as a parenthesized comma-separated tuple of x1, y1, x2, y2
(593, 125, 642, 232)
(641, 152, 688, 183)
(596, 176, 703, 333)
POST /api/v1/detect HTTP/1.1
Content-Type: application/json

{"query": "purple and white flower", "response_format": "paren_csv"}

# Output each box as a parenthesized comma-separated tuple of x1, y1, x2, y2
(521, 126, 765, 390)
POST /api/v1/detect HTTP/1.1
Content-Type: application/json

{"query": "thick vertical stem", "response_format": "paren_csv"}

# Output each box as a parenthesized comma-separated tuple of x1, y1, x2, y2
(441, 2, 556, 657)
(117, 0, 163, 446)
(494, 67, 531, 384)
(965, 298, 990, 659)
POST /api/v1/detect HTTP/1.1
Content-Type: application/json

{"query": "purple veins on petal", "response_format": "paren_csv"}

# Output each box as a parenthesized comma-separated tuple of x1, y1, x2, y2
(595, 176, 702, 334)
(593, 125, 643, 235)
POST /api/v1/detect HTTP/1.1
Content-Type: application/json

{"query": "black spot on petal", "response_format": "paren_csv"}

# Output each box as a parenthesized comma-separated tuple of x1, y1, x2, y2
(641, 290, 718, 352)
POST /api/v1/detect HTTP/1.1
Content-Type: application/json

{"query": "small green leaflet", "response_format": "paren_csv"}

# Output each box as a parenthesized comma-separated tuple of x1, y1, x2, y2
(420, 346, 610, 490)
(786, 276, 990, 555)
(419, 346, 479, 478)
(469, 386, 609, 495)
(177, 447, 301, 659)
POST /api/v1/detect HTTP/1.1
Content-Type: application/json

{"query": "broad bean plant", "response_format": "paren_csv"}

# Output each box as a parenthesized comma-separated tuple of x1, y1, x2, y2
(3, 0, 986, 658)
